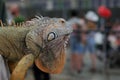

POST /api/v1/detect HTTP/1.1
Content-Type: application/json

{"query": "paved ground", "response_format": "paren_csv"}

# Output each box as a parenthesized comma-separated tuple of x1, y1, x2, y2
(25, 49, 120, 80)
(51, 49, 105, 80)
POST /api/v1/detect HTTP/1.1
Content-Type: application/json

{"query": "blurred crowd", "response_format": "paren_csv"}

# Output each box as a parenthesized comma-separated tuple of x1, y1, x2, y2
(67, 9, 120, 75)
(68, 10, 98, 74)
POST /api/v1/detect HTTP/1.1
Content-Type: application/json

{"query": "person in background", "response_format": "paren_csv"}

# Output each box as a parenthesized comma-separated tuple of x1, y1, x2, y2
(33, 64, 50, 80)
(70, 11, 98, 73)
(107, 21, 120, 68)
(69, 23, 82, 74)
(94, 31, 104, 61)
(0, 1, 10, 80)
(68, 10, 86, 74)
(0, 0, 6, 23)
(109, 21, 120, 50)
(0, 55, 10, 80)
(7, 3, 25, 25)
(84, 11, 99, 72)
(67, 10, 81, 30)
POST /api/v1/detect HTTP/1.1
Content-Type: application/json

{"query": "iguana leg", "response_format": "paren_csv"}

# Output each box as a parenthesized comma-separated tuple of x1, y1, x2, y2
(10, 54, 35, 80)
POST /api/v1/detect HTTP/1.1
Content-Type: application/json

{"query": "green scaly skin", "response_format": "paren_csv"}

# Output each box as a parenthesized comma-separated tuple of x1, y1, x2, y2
(0, 27, 30, 61)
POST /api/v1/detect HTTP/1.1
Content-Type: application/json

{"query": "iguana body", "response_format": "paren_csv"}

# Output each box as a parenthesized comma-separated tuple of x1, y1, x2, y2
(0, 27, 29, 60)
(0, 16, 71, 80)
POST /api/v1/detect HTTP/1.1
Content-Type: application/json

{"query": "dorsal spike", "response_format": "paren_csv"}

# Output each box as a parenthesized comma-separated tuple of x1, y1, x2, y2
(35, 15, 42, 20)
(21, 22, 24, 27)
(12, 20, 16, 27)
(35, 15, 43, 19)
(20, 23, 21, 27)
(16, 23, 19, 27)
(0, 20, 4, 27)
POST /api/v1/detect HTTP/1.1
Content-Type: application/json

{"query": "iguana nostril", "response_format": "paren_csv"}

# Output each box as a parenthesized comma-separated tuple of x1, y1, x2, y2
(60, 19, 65, 24)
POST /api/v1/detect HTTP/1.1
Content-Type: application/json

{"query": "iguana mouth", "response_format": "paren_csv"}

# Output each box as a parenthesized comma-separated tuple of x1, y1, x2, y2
(63, 34, 70, 48)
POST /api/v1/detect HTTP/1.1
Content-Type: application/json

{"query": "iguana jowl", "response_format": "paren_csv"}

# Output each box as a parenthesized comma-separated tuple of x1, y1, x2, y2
(0, 16, 71, 80)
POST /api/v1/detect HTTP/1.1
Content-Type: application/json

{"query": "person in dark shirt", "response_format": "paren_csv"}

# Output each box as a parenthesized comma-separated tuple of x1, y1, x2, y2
(33, 63, 50, 80)
(0, 0, 6, 23)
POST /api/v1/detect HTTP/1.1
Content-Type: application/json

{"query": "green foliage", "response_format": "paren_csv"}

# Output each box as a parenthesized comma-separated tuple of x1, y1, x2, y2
(14, 16, 25, 24)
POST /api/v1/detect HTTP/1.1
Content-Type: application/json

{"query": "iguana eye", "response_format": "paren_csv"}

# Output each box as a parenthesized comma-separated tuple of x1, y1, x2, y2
(47, 32, 57, 41)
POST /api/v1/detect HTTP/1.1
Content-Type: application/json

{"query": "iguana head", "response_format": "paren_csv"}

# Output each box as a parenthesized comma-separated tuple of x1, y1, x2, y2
(26, 16, 71, 74)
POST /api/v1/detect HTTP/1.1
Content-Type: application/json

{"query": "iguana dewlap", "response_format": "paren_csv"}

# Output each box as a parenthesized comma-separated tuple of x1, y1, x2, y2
(0, 16, 71, 80)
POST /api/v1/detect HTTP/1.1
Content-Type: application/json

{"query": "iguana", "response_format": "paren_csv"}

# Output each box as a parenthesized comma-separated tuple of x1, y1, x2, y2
(0, 16, 71, 80)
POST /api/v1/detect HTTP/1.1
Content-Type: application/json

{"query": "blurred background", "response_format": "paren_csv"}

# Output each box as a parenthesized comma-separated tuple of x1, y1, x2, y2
(5, 0, 120, 19)
(0, 0, 120, 80)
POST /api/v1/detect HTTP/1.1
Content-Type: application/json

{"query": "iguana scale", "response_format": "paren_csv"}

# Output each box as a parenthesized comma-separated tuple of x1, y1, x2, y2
(0, 16, 71, 80)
